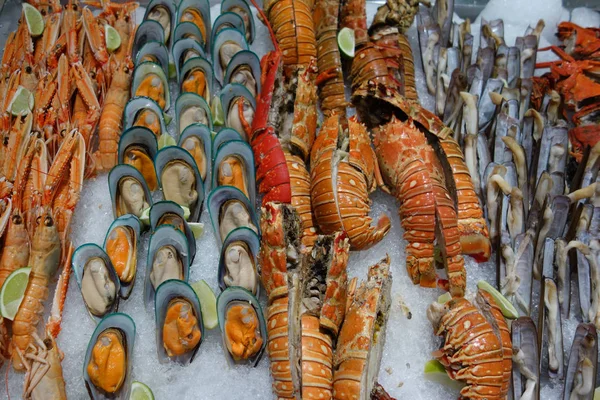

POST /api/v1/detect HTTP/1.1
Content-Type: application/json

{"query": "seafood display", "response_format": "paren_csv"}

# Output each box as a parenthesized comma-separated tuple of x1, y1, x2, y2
(0, 0, 598, 399)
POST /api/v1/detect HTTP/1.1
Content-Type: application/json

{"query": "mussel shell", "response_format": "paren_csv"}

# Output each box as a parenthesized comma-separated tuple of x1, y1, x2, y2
(179, 56, 214, 99)
(173, 22, 205, 49)
(218, 227, 260, 295)
(103, 215, 142, 299)
(563, 323, 598, 400)
(143, 0, 176, 42)
(149, 200, 197, 262)
(207, 185, 259, 248)
(144, 225, 190, 308)
(133, 20, 166, 60)
(221, 0, 255, 43)
(172, 38, 206, 82)
(220, 83, 256, 139)
(224, 50, 261, 96)
(135, 41, 170, 75)
(212, 128, 243, 156)
(154, 146, 205, 222)
(175, 92, 213, 133)
(123, 96, 167, 136)
(216, 287, 266, 366)
(178, 123, 212, 190)
(211, 28, 249, 84)
(118, 126, 159, 165)
(131, 61, 171, 111)
(83, 313, 135, 399)
(212, 140, 256, 206)
(155, 279, 204, 364)
(108, 164, 153, 220)
(176, 0, 211, 50)
(72, 244, 120, 322)
(211, 12, 245, 42)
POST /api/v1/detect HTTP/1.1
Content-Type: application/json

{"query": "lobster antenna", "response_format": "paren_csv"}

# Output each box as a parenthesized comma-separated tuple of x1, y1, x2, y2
(248, 0, 279, 53)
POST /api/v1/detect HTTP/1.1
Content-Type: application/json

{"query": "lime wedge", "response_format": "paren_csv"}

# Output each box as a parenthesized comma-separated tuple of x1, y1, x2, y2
(594, 387, 600, 400)
(338, 27, 355, 58)
(181, 206, 191, 221)
(188, 222, 204, 239)
(424, 360, 465, 391)
(0, 267, 31, 320)
(105, 24, 121, 52)
(477, 280, 519, 319)
(211, 96, 224, 126)
(158, 133, 176, 149)
(130, 381, 154, 400)
(168, 62, 176, 79)
(22, 3, 44, 37)
(9, 86, 34, 116)
(139, 207, 151, 227)
(163, 113, 173, 125)
(191, 280, 218, 329)
(437, 292, 452, 304)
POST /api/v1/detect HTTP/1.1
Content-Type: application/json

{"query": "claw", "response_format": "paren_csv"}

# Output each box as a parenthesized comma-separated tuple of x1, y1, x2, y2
(82, 8, 109, 65)
(71, 62, 100, 111)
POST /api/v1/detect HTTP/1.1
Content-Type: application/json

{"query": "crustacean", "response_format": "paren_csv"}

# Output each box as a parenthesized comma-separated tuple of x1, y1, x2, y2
(259, 202, 350, 399)
(427, 289, 512, 399)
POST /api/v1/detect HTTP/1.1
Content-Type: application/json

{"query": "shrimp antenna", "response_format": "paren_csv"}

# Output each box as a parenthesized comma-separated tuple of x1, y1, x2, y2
(248, 0, 279, 53)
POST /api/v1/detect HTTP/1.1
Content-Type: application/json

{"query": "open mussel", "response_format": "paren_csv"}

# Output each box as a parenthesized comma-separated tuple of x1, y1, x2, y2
(155, 279, 203, 364)
(220, 83, 255, 141)
(135, 41, 169, 75)
(177, 0, 211, 51)
(103, 215, 141, 299)
(180, 56, 213, 99)
(212, 12, 245, 40)
(211, 28, 249, 84)
(221, 0, 255, 43)
(144, 0, 175, 44)
(224, 50, 260, 97)
(133, 20, 166, 60)
(213, 128, 243, 155)
(176, 92, 213, 134)
(218, 227, 260, 295)
(179, 123, 212, 186)
(144, 225, 190, 307)
(72, 244, 120, 321)
(124, 96, 167, 138)
(216, 287, 266, 366)
(172, 38, 206, 83)
(118, 126, 159, 191)
(208, 186, 259, 247)
(173, 22, 205, 49)
(132, 62, 170, 111)
(563, 323, 597, 400)
(108, 164, 153, 219)
(212, 140, 256, 206)
(84, 313, 135, 399)
(149, 201, 197, 262)
(154, 146, 204, 222)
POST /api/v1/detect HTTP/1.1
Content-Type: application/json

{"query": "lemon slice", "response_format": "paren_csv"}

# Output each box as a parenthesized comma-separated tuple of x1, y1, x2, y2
(424, 360, 466, 391)
(191, 280, 218, 329)
(105, 24, 121, 52)
(477, 280, 519, 319)
(0, 267, 31, 320)
(437, 292, 452, 304)
(139, 207, 151, 227)
(130, 381, 154, 400)
(9, 86, 34, 116)
(22, 3, 44, 37)
(188, 222, 204, 239)
(338, 27, 355, 58)
(158, 133, 176, 149)
(211, 96, 225, 126)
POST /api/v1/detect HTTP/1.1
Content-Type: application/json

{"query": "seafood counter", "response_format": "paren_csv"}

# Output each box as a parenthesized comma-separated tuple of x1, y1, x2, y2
(0, 0, 598, 398)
